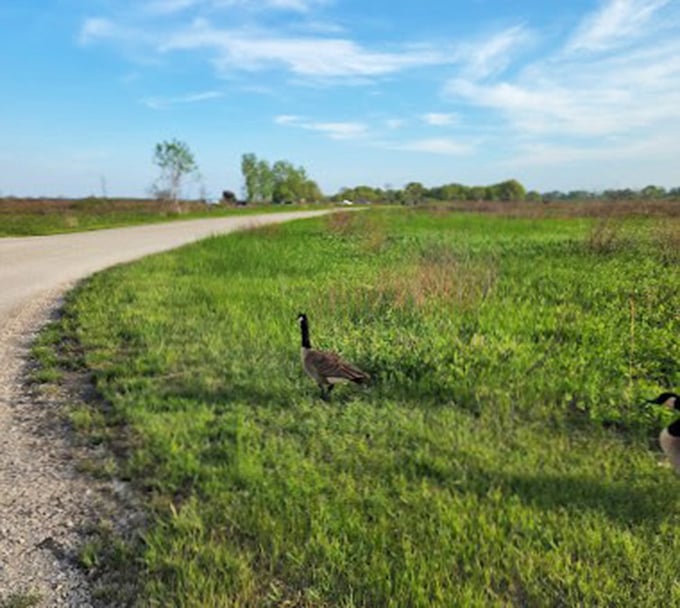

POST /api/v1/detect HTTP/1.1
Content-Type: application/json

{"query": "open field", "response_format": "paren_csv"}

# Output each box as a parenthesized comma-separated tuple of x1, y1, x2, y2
(418, 198, 680, 219)
(35, 208, 679, 606)
(0, 198, 328, 237)
(4, 196, 679, 239)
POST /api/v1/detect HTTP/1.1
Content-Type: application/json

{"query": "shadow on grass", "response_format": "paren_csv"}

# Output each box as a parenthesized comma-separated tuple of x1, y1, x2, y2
(469, 466, 676, 527)
(151, 363, 386, 408)
(153, 369, 675, 528)
(159, 384, 291, 410)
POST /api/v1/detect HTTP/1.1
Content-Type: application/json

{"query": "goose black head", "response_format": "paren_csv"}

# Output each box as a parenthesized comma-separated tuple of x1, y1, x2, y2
(646, 392, 680, 410)
(297, 312, 308, 325)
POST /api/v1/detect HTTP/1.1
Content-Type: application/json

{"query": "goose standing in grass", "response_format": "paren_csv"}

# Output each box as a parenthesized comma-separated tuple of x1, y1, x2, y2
(647, 392, 680, 473)
(297, 312, 370, 400)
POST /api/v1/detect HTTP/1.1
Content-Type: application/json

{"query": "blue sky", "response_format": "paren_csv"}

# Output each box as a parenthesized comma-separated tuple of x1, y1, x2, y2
(2, 0, 679, 198)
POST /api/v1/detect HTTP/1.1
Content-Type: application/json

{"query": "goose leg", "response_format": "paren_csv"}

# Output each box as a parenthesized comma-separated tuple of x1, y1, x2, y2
(320, 384, 333, 401)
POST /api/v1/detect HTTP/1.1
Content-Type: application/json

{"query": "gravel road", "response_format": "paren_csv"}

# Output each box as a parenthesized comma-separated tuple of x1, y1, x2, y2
(0, 211, 329, 606)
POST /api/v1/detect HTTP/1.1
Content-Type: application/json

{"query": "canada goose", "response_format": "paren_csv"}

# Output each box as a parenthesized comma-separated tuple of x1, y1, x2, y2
(297, 312, 370, 400)
(647, 392, 680, 473)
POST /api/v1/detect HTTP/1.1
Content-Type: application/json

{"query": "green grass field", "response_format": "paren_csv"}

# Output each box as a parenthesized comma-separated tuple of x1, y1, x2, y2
(0, 197, 327, 237)
(36, 208, 679, 606)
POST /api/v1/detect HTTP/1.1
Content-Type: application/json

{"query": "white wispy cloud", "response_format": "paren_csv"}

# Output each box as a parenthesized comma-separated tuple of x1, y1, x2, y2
(296, 20, 346, 34)
(308, 121, 368, 139)
(421, 113, 458, 126)
(275, 115, 367, 139)
(143, 0, 200, 16)
(568, 0, 670, 52)
(458, 25, 532, 79)
(75, 0, 680, 179)
(141, 90, 223, 109)
(446, 35, 680, 138)
(277, 114, 473, 151)
(142, 0, 329, 15)
(274, 114, 300, 125)
(157, 20, 453, 78)
(394, 138, 472, 155)
(79, 6, 458, 81)
(78, 17, 119, 45)
(444, 0, 680, 147)
(78, 16, 157, 55)
(506, 131, 679, 169)
(263, 0, 330, 12)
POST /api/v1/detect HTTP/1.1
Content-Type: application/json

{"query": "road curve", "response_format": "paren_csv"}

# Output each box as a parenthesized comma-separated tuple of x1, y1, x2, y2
(0, 210, 329, 319)
(0, 210, 329, 606)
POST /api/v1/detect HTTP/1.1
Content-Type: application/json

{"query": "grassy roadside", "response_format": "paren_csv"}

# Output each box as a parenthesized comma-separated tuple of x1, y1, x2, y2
(0, 198, 331, 237)
(0, 592, 42, 608)
(34, 208, 679, 606)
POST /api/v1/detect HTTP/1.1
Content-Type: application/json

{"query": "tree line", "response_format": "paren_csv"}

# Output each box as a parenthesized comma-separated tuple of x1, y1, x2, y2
(333, 179, 528, 204)
(240, 153, 322, 204)
(151, 139, 679, 205)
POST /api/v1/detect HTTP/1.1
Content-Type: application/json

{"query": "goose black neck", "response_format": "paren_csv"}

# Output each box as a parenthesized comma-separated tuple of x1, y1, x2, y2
(300, 317, 311, 348)
(668, 419, 680, 437)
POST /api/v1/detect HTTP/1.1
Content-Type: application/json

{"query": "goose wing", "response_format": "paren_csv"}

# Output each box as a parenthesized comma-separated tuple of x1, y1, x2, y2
(306, 349, 370, 384)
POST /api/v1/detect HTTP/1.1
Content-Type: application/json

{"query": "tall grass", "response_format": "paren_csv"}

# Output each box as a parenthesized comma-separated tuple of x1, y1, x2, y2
(419, 198, 680, 219)
(0, 197, 328, 236)
(38, 208, 679, 606)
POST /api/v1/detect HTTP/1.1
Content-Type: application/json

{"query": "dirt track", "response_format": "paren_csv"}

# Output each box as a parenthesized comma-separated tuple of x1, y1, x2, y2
(0, 211, 328, 606)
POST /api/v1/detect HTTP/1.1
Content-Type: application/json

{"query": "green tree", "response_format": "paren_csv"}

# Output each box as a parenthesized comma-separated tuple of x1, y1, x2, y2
(256, 159, 275, 202)
(241, 153, 277, 202)
(241, 153, 259, 202)
(467, 185, 486, 201)
(485, 185, 500, 201)
(439, 183, 468, 201)
(404, 182, 426, 205)
(242, 154, 322, 204)
(153, 139, 198, 210)
(336, 185, 383, 203)
(640, 185, 665, 199)
(495, 179, 526, 201)
(300, 179, 323, 202)
(271, 161, 308, 204)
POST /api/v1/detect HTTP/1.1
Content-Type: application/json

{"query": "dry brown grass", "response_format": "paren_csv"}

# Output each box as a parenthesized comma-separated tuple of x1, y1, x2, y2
(63, 215, 80, 228)
(358, 213, 389, 254)
(325, 210, 389, 253)
(583, 216, 631, 254)
(321, 212, 496, 313)
(582, 214, 680, 260)
(252, 222, 282, 238)
(420, 198, 680, 219)
(324, 210, 359, 235)
(377, 261, 492, 311)
(0, 197, 211, 216)
(650, 217, 680, 265)
(394, 248, 496, 310)
(316, 246, 496, 315)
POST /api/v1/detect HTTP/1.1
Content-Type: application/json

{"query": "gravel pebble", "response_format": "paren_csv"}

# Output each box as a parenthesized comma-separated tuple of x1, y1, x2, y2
(0, 288, 99, 607)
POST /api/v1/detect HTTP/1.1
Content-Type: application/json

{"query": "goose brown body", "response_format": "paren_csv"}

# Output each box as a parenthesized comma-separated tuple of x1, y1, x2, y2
(297, 313, 370, 400)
